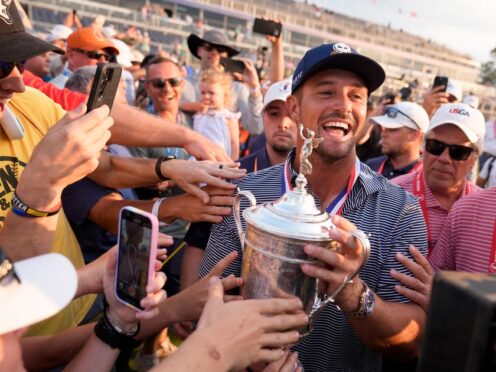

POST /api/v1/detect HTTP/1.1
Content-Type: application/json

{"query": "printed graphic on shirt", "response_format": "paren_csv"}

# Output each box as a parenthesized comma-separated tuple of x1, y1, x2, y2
(0, 156, 25, 222)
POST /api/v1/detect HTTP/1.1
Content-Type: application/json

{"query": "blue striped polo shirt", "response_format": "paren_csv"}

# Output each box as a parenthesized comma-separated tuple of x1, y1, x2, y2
(199, 156, 428, 372)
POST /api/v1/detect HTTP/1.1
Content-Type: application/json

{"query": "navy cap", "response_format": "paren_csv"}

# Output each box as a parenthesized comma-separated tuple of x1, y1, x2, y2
(291, 42, 385, 94)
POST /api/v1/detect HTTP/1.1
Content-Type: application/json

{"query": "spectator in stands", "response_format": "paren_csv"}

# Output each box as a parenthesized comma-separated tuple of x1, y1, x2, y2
(393, 103, 485, 253)
(46, 24, 73, 78)
(50, 27, 119, 88)
(182, 29, 264, 135)
(194, 69, 241, 160)
(197, 43, 428, 371)
(24, 52, 52, 80)
(355, 98, 385, 162)
(366, 102, 429, 179)
(181, 78, 296, 294)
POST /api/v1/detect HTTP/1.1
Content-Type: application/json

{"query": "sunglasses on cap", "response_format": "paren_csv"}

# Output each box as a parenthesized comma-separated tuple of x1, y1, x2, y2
(0, 248, 20, 286)
(425, 138, 474, 161)
(201, 43, 228, 54)
(148, 78, 183, 89)
(0, 61, 26, 79)
(74, 48, 110, 61)
(384, 106, 419, 129)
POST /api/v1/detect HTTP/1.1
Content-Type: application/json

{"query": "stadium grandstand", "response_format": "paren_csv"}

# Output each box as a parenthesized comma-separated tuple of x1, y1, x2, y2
(21, 0, 496, 118)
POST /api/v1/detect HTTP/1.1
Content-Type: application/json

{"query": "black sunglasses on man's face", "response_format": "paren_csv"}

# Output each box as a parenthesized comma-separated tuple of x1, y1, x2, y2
(0, 61, 26, 79)
(425, 138, 474, 161)
(148, 77, 183, 89)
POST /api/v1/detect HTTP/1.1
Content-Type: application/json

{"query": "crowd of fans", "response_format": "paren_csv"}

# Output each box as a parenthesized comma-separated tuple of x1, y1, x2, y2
(1, 2, 496, 372)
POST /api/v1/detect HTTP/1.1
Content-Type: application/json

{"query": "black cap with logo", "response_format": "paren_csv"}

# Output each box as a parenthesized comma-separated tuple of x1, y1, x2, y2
(0, 0, 64, 62)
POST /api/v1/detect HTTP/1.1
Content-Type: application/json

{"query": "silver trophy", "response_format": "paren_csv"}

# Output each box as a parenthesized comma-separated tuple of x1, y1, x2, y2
(234, 124, 370, 336)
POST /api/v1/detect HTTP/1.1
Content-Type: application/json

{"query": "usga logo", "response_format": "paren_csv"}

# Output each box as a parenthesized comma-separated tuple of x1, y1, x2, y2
(449, 108, 470, 116)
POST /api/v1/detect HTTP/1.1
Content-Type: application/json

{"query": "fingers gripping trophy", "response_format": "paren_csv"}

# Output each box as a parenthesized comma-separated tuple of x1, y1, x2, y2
(234, 124, 371, 336)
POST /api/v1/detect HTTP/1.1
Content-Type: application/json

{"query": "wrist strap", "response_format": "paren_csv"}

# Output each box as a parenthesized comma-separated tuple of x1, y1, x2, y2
(155, 155, 175, 181)
(94, 308, 141, 350)
(11, 192, 61, 218)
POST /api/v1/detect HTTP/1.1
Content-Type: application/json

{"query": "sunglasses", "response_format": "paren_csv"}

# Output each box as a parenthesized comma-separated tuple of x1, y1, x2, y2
(201, 43, 227, 54)
(0, 61, 26, 79)
(425, 138, 474, 161)
(384, 107, 419, 129)
(0, 248, 20, 286)
(74, 48, 110, 61)
(148, 78, 183, 89)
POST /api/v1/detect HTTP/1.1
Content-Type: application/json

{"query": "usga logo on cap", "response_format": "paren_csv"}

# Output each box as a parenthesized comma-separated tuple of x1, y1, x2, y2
(449, 108, 470, 116)
(279, 80, 291, 93)
(331, 43, 352, 55)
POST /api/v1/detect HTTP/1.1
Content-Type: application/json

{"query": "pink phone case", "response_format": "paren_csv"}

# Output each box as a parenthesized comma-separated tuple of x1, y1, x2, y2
(115, 206, 158, 311)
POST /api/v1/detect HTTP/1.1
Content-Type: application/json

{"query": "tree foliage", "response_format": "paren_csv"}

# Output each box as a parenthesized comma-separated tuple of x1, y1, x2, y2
(480, 47, 496, 85)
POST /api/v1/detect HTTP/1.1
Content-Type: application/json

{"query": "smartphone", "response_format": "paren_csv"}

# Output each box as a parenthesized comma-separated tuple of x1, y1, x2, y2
(115, 207, 158, 310)
(432, 75, 448, 92)
(86, 63, 122, 113)
(253, 18, 282, 37)
(220, 57, 245, 75)
(0, 105, 24, 140)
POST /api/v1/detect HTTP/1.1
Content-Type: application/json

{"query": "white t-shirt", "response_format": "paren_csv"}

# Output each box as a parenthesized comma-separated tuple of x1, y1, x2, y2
(193, 109, 241, 157)
(479, 157, 496, 188)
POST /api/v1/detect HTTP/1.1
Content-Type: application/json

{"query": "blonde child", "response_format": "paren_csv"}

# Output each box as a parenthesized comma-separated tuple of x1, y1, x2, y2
(193, 69, 240, 160)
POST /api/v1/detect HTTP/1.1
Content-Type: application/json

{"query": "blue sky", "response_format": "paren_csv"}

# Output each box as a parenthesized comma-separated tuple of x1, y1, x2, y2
(308, 0, 494, 63)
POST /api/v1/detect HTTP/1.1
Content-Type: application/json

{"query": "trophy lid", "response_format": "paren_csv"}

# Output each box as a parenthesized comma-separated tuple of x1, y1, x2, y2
(243, 173, 333, 241)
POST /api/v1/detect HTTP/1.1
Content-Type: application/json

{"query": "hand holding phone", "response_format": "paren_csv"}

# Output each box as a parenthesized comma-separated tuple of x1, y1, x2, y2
(115, 207, 158, 310)
(86, 63, 122, 113)
(432, 75, 448, 92)
(220, 57, 246, 75)
(252, 18, 282, 37)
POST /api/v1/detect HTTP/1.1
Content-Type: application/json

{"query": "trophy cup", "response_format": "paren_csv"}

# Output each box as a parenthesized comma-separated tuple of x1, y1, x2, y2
(234, 125, 370, 336)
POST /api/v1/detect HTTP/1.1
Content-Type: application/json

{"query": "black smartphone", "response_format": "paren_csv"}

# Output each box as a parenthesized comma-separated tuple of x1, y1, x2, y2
(220, 57, 245, 75)
(115, 207, 158, 310)
(252, 18, 282, 37)
(432, 75, 448, 92)
(86, 63, 122, 113)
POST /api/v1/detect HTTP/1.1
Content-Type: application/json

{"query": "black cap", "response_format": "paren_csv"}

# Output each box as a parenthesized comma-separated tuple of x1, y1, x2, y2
(0, 1, 64, 62)
(292, 42, 385, 94)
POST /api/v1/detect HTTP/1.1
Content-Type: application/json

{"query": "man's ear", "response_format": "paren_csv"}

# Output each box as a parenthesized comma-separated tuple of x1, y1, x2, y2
(286, 95, 301, 124)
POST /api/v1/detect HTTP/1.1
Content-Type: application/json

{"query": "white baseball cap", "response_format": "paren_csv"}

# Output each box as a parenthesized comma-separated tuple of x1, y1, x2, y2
(371, 102, 429, 133)
(262, 79, 292, 112)
(111, 38, 132, 68)
(46, 24, 73, 43)
(0, 252, 77, 335)
(429, 103, 486, 153)
(462, 95, 479, 109)
(446, 79, 462, 101)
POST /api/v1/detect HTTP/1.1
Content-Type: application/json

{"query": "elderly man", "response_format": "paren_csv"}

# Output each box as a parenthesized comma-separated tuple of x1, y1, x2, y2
(50, 27, 119, 88)
(198, 43, 428, 371)
(181, 29, 263, 134)
(366, 102, 429, 179)
(393, 103, 485, 254)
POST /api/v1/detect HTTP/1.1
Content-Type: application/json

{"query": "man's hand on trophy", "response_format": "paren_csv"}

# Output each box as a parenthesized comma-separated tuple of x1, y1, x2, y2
(301, 215, 370, 311)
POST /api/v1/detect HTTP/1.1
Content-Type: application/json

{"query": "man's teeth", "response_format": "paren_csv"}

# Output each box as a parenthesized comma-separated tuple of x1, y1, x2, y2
(323, 122, 350, 135)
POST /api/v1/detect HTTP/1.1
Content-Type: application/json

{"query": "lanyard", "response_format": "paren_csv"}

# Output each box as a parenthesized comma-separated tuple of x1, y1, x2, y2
(377, 158, 423, 176)
(413, 171, 470, 255)
(488, 220, 496, 273)
(282, 158, 360, 215)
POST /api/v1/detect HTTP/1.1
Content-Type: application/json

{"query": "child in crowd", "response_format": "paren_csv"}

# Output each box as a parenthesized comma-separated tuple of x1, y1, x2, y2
(193, 69, 240, 160)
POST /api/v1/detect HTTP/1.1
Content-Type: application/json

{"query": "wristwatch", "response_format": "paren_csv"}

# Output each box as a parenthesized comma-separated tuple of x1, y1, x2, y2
(344, 280, 375, 319)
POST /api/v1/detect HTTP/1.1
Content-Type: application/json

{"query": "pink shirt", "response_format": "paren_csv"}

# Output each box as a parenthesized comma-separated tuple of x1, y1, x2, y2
(392, 170, 479, 253)
(428, 187, 496, 273)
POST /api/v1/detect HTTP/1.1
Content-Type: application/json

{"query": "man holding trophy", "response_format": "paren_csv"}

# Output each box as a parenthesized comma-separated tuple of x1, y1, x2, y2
(199, 43, 428, 371)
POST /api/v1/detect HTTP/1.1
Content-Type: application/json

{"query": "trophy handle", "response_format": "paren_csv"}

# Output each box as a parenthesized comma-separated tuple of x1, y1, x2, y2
(233, 188, 257, 249)
(309, 229, 371, 321)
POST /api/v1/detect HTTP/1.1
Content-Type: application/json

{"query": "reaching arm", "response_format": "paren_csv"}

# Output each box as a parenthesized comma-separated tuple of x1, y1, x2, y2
(0, 105, 112, 260)
(109, 103, 232, 162)
(267, 32, 284, 83)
